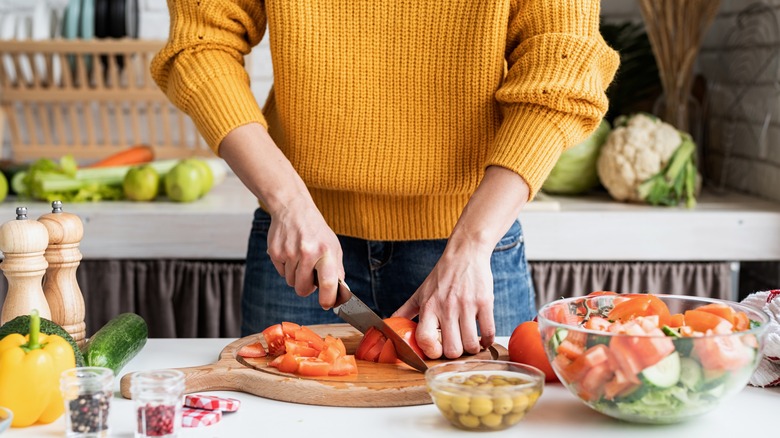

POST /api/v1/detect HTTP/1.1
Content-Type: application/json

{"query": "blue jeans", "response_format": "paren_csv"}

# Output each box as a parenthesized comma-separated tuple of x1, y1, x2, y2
(241, 208, 536, 336)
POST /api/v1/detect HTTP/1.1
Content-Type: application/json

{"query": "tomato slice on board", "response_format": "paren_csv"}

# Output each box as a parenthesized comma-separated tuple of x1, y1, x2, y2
(284, 339, 318, 357)
(237, 342, 267, 358)
(329, 355, 358, 376)
(354, 317, 427, 365)
(262, 324, 287, 356)
(355, 327, 384, 361)
(295, 325, 326, 352)
(297, 358, 333, 377)
(324, 335, 347, 356)
(281, 322, 301, 337)
(377, 338, 398, 364)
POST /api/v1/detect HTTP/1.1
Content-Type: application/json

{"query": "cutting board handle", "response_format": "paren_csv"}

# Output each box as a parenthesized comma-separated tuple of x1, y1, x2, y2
(119, 359, 252, 399)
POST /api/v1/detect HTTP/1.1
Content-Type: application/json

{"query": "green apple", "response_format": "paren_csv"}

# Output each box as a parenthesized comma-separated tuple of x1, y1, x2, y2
(182, 158, 214, 196)
(0, 172, 7, 203)
(164, 161, 203, 202)
(123, 165, 160, 201)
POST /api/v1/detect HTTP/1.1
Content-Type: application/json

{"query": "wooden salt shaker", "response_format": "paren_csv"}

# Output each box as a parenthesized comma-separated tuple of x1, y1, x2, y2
(38, 201, 87, 347)
(0, 207, 51, 325)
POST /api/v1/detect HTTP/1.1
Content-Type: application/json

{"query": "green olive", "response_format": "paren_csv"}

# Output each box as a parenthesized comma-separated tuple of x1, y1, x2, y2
(492, 396, 513, 415)
(480, 413, 504, 429)
(458, 414, 481, 429)
(451, 395, 471, 414)
(512, 393, 530, 413)
(504, 411, 525, 426)
(434, 393, 453, 412)
(469, 396, 493, 416)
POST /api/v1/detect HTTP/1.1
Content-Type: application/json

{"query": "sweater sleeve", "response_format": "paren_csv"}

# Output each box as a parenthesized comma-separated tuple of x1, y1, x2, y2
(486, 0, 620, 198)
(150, 0, 268, 154)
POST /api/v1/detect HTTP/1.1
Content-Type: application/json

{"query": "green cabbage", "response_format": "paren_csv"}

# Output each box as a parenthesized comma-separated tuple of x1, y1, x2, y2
(542, 120, 611, 195)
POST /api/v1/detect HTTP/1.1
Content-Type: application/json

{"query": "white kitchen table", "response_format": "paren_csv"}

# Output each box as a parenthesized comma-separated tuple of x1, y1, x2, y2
(4, 338, 779, 438)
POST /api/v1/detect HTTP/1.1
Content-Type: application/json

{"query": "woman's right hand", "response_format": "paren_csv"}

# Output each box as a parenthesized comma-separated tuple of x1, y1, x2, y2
(266, 196, 344, 309)
(219, 122, 344, 309)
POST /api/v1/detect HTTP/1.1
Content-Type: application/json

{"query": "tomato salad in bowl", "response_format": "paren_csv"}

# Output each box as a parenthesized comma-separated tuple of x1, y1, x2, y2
(537, 292, 769, 424)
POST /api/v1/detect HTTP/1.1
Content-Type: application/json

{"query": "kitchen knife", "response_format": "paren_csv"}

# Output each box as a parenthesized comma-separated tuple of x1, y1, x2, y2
(332, 279, 429, 373)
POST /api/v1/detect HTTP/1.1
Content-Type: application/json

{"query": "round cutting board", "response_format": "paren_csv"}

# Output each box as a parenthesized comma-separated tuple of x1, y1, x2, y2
(119, 323, 508, 407)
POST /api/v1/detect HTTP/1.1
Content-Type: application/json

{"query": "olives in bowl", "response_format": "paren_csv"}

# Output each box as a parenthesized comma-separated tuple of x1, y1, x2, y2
(537, 293, 769, 424)
(425, 360, 544, 431)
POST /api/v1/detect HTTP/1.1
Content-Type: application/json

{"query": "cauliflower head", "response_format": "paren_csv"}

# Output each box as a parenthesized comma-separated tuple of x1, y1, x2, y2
(597, 113, 682, 202)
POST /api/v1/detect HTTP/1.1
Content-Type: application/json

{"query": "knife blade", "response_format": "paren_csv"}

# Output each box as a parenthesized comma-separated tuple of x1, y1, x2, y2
(332, 279, 429, 373)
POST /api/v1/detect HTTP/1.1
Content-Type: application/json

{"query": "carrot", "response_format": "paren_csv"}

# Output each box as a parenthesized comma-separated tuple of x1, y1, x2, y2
(86, 145, 155, 168)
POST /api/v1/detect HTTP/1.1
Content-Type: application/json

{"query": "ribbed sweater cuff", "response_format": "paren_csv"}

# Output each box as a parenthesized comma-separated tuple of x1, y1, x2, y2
(486, 105, 577, 200)
(167, 53, 267, 154)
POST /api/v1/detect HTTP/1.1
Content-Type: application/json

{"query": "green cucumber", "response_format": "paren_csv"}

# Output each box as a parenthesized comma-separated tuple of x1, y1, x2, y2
(83, 313, 148, 375)
(0, 314, 85, 366)
(679, 357, 703, 390)
(550, 328, 568, 352)
(640, 351, 681, 388)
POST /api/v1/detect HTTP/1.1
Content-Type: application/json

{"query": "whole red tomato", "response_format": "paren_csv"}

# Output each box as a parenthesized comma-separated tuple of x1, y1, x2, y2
(508, 321, 558, 382)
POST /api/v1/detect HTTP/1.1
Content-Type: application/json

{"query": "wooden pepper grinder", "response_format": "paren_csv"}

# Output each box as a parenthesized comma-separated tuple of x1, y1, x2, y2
(0, 206, 51, 325)
(38, 201, 86, 347)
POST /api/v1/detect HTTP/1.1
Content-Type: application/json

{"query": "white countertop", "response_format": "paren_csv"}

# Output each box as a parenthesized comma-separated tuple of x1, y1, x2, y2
(4, 338, 779, 438)
(2, 175, 780, 261)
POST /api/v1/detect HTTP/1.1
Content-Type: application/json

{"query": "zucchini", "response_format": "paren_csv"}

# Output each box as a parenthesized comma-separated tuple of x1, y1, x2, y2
(0, 314, 85, 366)
(83, 313, 148, 375)
(640, 351, 681, 388)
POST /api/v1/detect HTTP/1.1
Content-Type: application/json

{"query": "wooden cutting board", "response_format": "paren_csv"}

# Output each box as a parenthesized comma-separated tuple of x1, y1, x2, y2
(119, 323, 508, 407)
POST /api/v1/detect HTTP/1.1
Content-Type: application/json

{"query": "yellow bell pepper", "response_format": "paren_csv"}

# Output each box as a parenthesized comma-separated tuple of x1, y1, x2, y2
(0, 310, 75, 427)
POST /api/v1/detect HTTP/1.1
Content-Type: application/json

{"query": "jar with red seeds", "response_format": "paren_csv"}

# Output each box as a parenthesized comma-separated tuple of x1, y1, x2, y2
(130, 370, 184, 438)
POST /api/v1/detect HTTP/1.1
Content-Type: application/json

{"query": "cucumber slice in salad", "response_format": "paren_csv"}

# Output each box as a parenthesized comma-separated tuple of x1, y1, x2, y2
(640, 351, 681, 388)
(679, 357, 703, 390)
(550, 328, 568, 352)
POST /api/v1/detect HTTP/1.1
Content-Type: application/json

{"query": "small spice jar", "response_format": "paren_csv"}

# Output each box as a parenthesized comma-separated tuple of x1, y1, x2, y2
(131, 369, 185, 438)
(60, 367, 114, 438)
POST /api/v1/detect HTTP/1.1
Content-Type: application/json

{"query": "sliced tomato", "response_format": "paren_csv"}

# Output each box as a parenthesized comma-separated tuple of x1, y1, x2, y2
(557, 339, 584, 361)
(295, 326, 326, 352)
(584, 316, 611, 332)
(262, 324, 287, 356)
(695, 303, 736, 325)
(281, 321, 301, 337)
(237, 342, 267, 358)
(354, 317, 427, 365)
(684, 309, 733, 334)
(324, 335, 347, 356)
(297, 358, 332, 377)
(608, 294, 670, 327)
(329, 355, 358, 376)
(669, 313, 685, 328)
(284, 339, 318, 357)
(276, 353, 301, 374)
(693, 335, 755, 371)
(733, 311, 750, 332)
(377, 338, 398, 364)
(355, 327, 384, 361)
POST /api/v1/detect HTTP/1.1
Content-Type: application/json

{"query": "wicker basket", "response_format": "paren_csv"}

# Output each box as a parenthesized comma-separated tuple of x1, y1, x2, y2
(0, 39, 211, 163)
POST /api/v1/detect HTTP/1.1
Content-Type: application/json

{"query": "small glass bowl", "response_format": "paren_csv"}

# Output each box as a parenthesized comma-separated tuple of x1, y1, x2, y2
(425, 360, 545, 431)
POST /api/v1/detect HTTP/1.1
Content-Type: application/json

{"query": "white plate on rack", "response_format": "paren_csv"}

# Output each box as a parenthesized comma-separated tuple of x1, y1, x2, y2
(32, 0, 62, 85)
(15, 12, 35, 84)
(0, 12, 17, 83)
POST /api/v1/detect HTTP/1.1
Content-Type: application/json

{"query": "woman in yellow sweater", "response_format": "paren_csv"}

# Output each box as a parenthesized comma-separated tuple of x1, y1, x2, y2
(152, 0, 618, 359)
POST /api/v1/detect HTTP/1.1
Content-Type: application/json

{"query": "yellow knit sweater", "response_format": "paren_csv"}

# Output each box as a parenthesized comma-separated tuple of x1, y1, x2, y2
(152, 0, 619, 240)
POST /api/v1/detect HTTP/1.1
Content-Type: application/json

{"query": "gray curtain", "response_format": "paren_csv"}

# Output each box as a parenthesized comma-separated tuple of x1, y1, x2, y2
(0, 260, 733, 338)
(530, 261, 734, 307)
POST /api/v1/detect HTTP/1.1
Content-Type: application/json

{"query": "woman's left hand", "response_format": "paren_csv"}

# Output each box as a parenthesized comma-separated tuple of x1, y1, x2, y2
(393, 241, 495, 359)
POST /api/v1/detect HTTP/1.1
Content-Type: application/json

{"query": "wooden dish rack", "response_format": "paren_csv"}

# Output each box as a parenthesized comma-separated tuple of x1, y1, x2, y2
(0, 39, 211, 163)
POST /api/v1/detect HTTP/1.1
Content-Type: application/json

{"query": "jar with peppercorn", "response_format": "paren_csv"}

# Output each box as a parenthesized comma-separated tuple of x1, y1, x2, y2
(130, 369, 185, 438)
(60, 367, 114, 438)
